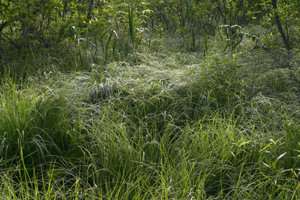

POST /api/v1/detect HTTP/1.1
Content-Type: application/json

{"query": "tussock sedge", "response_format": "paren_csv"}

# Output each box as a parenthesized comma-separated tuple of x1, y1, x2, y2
(1, 29, 300, 199)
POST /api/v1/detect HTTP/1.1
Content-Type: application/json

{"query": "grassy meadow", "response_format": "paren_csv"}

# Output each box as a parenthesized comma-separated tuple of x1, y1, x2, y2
(1, 24, 300, 199)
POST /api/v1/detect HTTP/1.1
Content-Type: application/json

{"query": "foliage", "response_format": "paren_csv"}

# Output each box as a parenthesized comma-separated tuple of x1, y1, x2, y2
(2, 0, 300, 199)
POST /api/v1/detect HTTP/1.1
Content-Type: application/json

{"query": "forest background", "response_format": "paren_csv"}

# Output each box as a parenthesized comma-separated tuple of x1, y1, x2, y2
(1, 0, 300, 199)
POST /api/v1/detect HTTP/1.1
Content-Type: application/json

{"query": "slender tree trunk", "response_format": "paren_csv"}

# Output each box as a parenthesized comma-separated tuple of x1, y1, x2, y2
(0, 21, 8, 56)
(271, 0, 291, 51)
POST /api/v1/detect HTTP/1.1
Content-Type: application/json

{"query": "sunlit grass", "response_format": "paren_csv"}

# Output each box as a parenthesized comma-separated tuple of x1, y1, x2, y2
(1, 25, 300, 199)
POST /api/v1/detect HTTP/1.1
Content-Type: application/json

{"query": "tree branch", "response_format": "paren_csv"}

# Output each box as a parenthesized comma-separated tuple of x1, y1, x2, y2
(271, 0, 291, 51)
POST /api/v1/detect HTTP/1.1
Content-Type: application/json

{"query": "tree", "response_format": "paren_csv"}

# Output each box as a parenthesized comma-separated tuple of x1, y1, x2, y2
(271, 0, 291, 50)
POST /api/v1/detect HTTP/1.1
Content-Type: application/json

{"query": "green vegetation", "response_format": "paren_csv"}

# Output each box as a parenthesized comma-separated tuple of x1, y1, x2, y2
(1, 0, 300, 199)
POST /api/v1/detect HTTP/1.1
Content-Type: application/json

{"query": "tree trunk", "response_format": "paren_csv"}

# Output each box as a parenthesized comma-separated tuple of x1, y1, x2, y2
(0, 21, 8, 56)
(271, 0, 291, 51)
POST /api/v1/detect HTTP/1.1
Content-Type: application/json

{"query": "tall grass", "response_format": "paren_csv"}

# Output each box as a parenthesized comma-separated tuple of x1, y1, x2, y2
(1, 25, 300, 199)
(128, 4, 135, 46)
(69, 2, 152, 68)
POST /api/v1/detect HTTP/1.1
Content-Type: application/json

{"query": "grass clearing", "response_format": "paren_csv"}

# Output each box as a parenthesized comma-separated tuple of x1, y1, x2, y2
(1, 25, 300, 199)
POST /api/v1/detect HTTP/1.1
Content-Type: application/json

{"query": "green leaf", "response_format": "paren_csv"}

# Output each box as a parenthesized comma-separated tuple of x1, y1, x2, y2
(105, 30, 114, 61)
(239, 141, 251, 148)
(260, 170, 272, 181)
(204, 31, 208, 56)
(260, 144, 271, 152)
(231, 38, 243, 50)
(270, 139, 276, 145)
(204, 56, 219, 62)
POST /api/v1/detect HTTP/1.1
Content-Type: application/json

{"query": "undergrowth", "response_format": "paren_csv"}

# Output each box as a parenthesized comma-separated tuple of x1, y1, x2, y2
(1, 26, 300, 199)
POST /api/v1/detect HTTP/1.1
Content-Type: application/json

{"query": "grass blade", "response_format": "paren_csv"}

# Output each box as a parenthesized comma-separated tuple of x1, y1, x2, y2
(137, 32, 144, 47)
(105, 30, 114, 61)
(223, 33, 238, 53)
(204, 31, 208, 57)
(128, 4, 135, 45)
(72, 26, 83, 69)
